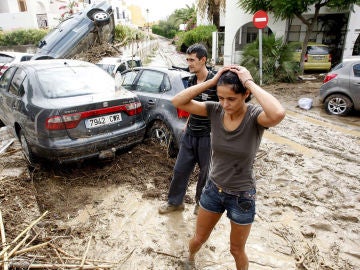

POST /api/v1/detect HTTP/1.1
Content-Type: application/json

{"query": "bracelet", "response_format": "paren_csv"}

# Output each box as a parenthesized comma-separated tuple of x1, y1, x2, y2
(243, 79, 254, 89)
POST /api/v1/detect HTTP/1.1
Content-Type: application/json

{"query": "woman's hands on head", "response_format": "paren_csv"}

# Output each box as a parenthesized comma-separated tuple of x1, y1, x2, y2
(228, 66, 254, 89)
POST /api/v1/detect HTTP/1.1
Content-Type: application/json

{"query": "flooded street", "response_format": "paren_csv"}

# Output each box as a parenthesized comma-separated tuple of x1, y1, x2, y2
(1, 38, 359, 269)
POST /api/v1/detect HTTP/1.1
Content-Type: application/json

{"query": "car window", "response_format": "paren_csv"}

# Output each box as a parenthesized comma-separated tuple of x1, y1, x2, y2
(307, 46, 329, 55)
(136, 70, 164, 93)
(97, 63, 116, 75)
(353, 64, 360, 77)
(37, 65, 115, 98)
(127, 60, 141, 69)
(20, 55, 33, 62)
(0, 54, 14, 64)
(9, 68, 27, 96)
(163, 75, 171, 91)
(122, 70, 139, 87)
(0, 67, 16, 91)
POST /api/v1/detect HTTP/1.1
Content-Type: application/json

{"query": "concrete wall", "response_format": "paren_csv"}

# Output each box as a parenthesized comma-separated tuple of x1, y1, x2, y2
(343, 4, 360, 58)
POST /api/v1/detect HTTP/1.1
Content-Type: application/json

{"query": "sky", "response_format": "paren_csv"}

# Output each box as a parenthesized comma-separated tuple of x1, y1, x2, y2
(128, 0, 195, 22)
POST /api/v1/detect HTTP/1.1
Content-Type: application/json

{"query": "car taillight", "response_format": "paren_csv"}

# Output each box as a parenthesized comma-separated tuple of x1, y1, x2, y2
(46, 113, 82, 130)
(177, 108, 190, 119)
(45, 102, 143, 130)
(304, 54, 308, 62)
(125, 101, 143, 116)
(323, 73, 337, 83)
(329, 54, 332, 62)
(0, 65, 9, 75)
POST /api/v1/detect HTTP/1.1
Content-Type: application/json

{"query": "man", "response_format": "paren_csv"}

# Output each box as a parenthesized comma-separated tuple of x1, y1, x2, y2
(159, 43, 218, 215)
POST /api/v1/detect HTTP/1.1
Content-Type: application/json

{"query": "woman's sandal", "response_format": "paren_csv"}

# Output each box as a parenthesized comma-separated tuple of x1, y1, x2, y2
(181, 259, 195, 270)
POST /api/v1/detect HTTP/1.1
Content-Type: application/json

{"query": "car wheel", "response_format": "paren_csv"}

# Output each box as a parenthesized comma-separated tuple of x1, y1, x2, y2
(92, 11, 110, 26)
(19, 130, 36, 166)
(148, 121, 178, 157)
(324, 94, 353, 116)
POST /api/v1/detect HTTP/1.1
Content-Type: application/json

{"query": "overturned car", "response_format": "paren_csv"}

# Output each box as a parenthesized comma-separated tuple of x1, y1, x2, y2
(33, 1, 115, 60)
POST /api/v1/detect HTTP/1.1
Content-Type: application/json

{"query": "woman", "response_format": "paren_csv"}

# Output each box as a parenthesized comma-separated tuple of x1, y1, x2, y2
(171, 66, 286, 270)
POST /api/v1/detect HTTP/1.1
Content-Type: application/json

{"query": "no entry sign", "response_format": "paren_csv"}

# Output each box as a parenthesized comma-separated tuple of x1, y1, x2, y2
(253, 10, 268, 29)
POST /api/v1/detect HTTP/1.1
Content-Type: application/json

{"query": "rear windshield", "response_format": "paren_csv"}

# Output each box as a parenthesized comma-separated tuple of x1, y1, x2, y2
(307, 46, 329, 55)
(0, 54, 15, 64)
(37, 65, 114, 98)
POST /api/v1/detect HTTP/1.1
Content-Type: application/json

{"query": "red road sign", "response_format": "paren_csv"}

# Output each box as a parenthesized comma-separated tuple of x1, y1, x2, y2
(253, 10, 268, 29)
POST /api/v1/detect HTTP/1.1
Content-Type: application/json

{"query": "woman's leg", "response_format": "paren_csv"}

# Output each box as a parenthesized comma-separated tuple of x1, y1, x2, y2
(188, 208, 222, 261)
(229, 222, 252, 270)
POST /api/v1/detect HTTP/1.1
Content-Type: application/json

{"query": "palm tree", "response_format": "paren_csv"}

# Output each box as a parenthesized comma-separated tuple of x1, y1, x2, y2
(197, 0, 226, 30)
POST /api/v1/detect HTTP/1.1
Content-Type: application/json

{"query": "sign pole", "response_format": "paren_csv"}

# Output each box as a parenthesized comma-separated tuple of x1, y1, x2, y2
(259, 29, 263, 86)
(252, 10, 268, 87)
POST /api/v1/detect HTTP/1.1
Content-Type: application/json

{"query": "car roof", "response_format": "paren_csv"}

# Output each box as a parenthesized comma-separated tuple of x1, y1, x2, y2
(0, 51, 34, 56)
(98, 56, 141, 64)
(12, 59, 95, 70)
(125, 66, 192, 80)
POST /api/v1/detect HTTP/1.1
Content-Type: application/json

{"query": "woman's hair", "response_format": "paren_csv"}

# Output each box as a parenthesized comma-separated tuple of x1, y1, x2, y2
(217, 71, 246, 94)
(217, 71, 252, 102)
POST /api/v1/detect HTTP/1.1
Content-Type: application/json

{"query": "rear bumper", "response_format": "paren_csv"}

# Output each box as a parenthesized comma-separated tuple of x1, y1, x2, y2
(32, 122, 146, 163)
(304, 62, 331, 71)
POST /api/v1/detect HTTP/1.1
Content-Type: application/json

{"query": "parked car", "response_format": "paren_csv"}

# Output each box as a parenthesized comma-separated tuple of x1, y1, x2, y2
(0, 51, 33, 77)
(32, 1, 115, 60)
(96, 56, 142, 77)
(0, 59, 146, 165)
(292, 42, 332, 71)
(319, 57, 360, 116)
(120, 67, 191, 157)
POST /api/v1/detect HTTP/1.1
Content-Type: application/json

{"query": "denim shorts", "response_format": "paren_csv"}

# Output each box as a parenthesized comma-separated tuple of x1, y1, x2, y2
(199, 180, 256, 225)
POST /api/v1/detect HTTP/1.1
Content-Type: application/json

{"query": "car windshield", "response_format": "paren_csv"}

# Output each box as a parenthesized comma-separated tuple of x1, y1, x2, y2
(37, 65, 115, 98)
(307, 46, 329, 55)
(0, 54, 15, 64)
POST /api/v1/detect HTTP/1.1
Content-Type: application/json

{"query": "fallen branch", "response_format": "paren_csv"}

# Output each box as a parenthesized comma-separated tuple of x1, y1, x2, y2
(0, 211, 48, 257)
(0, 209, 8, 270)
(7, 232, 30, 258)
(0, 139, 14, 155)
(10, 262, 113, 269)
(80, 234, 92, 269)
(14, 240, 51, 256)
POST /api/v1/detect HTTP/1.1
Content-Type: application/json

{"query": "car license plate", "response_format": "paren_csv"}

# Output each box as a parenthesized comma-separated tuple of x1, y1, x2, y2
(311, 56, 325, 61)
(85, 113, 122, 128)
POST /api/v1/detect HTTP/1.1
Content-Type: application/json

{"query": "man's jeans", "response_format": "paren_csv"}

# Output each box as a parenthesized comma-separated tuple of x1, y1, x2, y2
(167, 133, 211, 206)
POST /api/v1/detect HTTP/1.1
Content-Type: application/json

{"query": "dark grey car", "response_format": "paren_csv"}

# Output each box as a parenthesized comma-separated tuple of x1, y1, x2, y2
(32, 1, 114, 60)
(0, 59, 145, 165)
(320, 57, 360, 115)
(121, 67, 192, 157)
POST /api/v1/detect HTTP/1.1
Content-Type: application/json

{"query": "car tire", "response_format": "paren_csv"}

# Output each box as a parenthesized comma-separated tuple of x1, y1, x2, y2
(91, 10, 110, 26)
(324, 94, 353, 116)
(148, 121, 178, 158)
(19, 130, 36, 166)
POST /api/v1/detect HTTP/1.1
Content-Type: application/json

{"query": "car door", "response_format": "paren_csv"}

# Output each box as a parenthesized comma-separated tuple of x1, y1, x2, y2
(0, 66, 17, 124)
(350, 62, 360, 108)
(122, 69, 167, 124)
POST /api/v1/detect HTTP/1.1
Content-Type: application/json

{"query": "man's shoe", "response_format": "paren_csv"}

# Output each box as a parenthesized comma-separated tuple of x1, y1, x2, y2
(193, 203, 199, 215)
(158, 203, 185, 214)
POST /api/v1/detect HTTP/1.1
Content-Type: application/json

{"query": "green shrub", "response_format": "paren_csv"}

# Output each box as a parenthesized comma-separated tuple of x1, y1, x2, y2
(240, 35, 299, 84)
(114, 25, 146, 45)
(0, 29, 48, 46)
(175, 25, 217, 53)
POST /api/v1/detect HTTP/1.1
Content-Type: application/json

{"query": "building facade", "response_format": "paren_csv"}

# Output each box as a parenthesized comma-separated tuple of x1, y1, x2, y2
(214, 0, 360, 66)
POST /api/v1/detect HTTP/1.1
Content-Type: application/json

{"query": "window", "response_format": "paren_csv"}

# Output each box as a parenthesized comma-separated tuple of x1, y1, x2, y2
(9, 68, 27, 96)
(18, 0, 27, 12)
(137, 70, 164, 93)
(353, 64, 360, 77)
(0, 67, 16, 91)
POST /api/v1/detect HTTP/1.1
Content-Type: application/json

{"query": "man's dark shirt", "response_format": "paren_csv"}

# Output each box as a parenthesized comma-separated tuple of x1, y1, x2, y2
(186, 71, 218, 137)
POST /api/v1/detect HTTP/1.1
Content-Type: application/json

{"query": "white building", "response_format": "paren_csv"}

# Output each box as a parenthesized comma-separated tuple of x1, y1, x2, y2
(0, 0, 133, 31)
(209, 0, 360, 65)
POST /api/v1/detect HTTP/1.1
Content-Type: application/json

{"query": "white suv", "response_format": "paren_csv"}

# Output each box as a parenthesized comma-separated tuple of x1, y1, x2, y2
(96, 56, 142, 77)
(0, 51, 33, 77)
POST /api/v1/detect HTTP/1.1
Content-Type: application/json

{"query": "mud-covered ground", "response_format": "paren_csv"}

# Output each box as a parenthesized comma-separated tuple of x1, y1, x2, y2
(1, 42, 359, 269)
